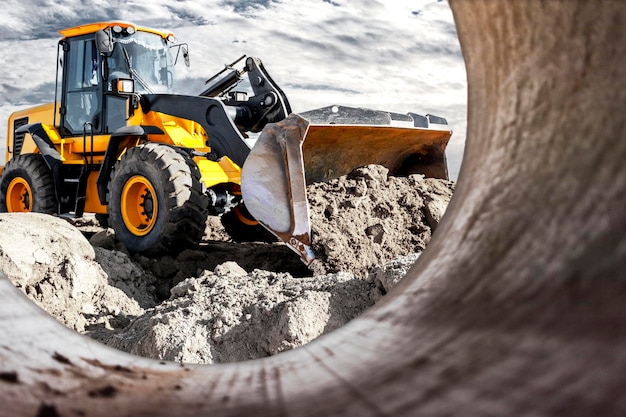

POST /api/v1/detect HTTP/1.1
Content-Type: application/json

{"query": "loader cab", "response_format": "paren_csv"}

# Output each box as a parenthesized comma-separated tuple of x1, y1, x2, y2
(57, 23, 180, 137)
(58, 34, 103, 136)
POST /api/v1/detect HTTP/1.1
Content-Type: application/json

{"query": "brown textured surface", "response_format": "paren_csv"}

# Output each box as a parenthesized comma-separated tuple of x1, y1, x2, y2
(307, 164, 454, 276)
(1, 1, 625, 416)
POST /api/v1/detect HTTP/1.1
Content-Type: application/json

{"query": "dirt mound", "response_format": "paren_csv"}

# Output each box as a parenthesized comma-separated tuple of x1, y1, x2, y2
(308, 165, 454, 276)
(0, 213, 149, 332)
(91, 263, 379, 364)
(0, 166, 454, 364)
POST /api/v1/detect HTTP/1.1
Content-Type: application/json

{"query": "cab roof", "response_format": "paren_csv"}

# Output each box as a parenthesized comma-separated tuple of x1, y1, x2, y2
(58, 21, 174, 40)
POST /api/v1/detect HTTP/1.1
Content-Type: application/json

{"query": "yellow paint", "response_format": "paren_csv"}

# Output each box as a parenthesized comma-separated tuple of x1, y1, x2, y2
(140, 110, 210, 151)
(6, 103, 55, 161)
(160, 120, 206, 149)
(18, 135, 38, 155)
(84, 172, 107, 214)
(218, 157, 242, 182)
(58, 21, 173, 40)
(9, 103, 55, 125)
(6, 177, 33, 212)
(67, 134, 111, 155)
(17, 123, 108, 164)
(121, 175, 158, 236)
(196, 156, 241, 189)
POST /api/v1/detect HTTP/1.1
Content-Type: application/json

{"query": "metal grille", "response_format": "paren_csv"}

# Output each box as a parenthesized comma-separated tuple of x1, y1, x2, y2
(12, 117, 29, 156)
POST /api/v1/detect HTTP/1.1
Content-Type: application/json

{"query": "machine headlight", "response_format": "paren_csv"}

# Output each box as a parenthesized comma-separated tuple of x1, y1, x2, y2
(111, 25, 135, 35)
(116, 79, 135, 94)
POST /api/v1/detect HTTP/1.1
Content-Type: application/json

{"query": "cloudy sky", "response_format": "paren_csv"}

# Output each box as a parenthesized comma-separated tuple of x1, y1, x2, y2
(0, 0, 466, 179)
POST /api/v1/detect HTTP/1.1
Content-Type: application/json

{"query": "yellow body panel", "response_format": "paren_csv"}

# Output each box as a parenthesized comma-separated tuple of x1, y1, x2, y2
(16, 122, 108, 164)
(5, 101, 219, 167)
(139, 110, 210, 150)
(18, 135, 38, 156)
(6, 103, 56, 161)
(195, 157, 241, 189)
(65, 135, 110, 157)
(9, 102, 55, 125)
(84, 172, 107, 214)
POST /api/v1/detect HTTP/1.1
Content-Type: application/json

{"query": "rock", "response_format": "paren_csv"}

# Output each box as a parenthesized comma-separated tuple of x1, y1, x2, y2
(94, 247, 157, 309)
(268, 290, 331, 354)
(214, 261, 247, 277)
(420, 176, 455, 230)
(0, 213, 97, 288)
(369, 253, 422, 293)
(0, 213, 149, 333)
(89, 229, 117, 249)
(170, 278, 201, 298)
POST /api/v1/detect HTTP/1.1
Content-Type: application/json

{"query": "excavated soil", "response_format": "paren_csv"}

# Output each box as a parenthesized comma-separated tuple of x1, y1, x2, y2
(0, 165, 454, 364)
(308, 165, 454, 276)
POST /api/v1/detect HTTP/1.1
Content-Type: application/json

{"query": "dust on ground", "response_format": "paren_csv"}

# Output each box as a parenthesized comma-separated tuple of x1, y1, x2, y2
(0, 165, 454, 364)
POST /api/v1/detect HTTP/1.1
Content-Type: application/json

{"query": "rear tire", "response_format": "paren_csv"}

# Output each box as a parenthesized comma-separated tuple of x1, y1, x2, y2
(108, 143, 208, 255)
(221, 203, 277, 243)
(0, 154, 57, 214)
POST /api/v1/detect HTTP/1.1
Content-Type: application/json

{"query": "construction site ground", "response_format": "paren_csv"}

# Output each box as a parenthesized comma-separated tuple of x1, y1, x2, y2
(0, 165, 454, 364)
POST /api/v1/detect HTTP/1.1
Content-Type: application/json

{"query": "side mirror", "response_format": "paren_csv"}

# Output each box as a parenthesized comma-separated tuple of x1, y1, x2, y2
(95, 29, 113, 55)
(182, 45, 190, 67)
(171, 44, 190, 67)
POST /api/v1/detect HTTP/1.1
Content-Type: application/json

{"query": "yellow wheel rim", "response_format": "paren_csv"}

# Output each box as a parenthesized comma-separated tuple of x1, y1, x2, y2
(120, 175, 158, 236)
(6, 177, 33, 212)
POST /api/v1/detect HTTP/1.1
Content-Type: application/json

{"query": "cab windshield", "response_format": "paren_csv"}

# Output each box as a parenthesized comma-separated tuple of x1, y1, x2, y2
(107, 31, 176, 93)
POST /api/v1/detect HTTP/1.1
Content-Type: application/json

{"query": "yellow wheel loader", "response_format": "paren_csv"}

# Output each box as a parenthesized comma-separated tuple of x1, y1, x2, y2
(0, 21, 452, 265)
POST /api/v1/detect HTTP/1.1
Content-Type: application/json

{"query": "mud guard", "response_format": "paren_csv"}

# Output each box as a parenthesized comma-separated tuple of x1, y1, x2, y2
(15, 123, 62, 171)
(15, 123, 64, 212)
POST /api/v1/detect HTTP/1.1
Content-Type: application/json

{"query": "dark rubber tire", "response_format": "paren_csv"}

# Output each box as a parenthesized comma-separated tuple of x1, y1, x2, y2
(0, 154, 57, 214)
(108, 143, 208, 255)
(221, 203, 277, 243)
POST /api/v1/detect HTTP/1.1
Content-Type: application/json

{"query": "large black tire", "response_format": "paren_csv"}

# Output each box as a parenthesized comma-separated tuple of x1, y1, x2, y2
(0, 154, 57, 214)
(221, 203, 277, 243)
(107, 143, 208, 255)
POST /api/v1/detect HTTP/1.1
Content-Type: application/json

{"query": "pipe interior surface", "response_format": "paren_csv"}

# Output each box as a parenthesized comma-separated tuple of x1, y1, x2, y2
(1, 1, 625, 416)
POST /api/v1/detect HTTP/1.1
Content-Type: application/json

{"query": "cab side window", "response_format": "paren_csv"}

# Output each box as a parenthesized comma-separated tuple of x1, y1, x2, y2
(64, 38, 101, 134)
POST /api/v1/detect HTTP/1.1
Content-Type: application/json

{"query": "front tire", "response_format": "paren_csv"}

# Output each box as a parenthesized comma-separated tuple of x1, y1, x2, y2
(0, 154, 57, 214)
(108, 144, 208, 255)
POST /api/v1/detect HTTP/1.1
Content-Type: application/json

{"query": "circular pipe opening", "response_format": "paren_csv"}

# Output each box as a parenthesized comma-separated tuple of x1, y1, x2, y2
(1, 1, 625, 416)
